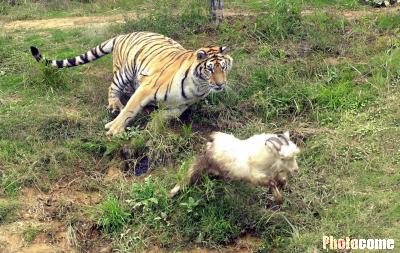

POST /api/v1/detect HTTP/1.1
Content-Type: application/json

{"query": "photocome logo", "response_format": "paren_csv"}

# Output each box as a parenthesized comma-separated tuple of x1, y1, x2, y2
(323, 236, 395, 250)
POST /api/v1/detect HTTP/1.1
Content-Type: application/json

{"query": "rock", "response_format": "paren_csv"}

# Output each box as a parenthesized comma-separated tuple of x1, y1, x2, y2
(133, 156, 150, 176)
(119, 144, 150, 176)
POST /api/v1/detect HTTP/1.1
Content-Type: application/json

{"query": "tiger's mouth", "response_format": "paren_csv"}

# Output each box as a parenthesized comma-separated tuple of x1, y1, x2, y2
(210, 84, 225, 92)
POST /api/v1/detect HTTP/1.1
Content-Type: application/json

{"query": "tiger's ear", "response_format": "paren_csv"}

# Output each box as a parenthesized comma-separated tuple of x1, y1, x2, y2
(220, 46, 229, 54)
(197, 50, 207, 60)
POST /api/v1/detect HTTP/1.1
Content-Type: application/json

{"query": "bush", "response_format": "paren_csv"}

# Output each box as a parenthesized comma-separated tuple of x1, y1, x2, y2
(122, 3, 209, 40)
(254, 0, 302, 41)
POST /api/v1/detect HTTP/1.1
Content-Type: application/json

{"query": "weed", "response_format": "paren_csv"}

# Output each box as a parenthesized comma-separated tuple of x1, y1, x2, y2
(376, 14, 400, 30)
(0, 201, 19, 224)
(180, 123, 193, 141)
(26, 64, 70, 90)
(96, 195, 131, 234)
(22, 225, 41, 243)
(300, 13, 346, 54)
(254, 0, 302, 41)
(121, 2, 208, 40)
(0, 168, 23, 197)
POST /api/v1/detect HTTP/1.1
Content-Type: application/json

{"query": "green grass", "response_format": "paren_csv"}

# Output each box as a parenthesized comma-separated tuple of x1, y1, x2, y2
(306, 0, 361, 9)
(0, 201, 19, 224)
(0, 0, 148, 21)
(22, 225, 42, 243)
(0, 0, 369, 22)
(96, 195, 131, 234)
(0, 0, 399, 252)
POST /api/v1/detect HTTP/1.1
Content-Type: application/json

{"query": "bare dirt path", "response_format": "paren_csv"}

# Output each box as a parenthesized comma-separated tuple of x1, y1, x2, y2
(1, 10, 260, 31)
(2, 13, 139, 30)
(3, 5, 399, 31)
(302, 4, 400, 20)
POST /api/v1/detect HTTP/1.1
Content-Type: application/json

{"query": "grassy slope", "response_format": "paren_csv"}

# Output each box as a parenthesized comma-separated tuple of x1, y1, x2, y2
(0, 0, 399, 252)
(0, 0, 366, 21)
(0, 0, 148, 21)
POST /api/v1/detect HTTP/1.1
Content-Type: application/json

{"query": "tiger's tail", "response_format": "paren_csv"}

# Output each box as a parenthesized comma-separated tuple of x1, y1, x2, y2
(30, 36, 117, 68)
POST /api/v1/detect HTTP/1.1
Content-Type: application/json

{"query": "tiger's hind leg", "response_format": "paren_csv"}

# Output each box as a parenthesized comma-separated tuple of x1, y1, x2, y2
(107, 66, 135, 116)
(107, 87, 125, 116)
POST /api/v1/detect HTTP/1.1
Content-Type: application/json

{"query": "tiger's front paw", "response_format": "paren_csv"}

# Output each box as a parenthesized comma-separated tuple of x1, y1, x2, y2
(105, 121, 125, 136)
(105, 121, 114, 130)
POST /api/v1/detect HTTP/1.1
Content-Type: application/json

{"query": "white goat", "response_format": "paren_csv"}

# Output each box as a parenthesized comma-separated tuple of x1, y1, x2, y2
(170, 131, 300, 204)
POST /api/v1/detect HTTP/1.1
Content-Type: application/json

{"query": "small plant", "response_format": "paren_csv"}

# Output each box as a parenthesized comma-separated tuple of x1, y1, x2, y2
(180, 123, 193, 141)
(0, 169, 22, 197)
(0, 201, 19, 224)
(121, 3, 208, 39)
(22, 225, 41, 243)
(128, 178, 170, 216)
(254, 0, 302, 41)
(80, 141, 106, 156)
(30, 64, 69, 90)
(300, 13, 346, 54)
(96, 195, 130, 234)
(180, 196, 201, 213)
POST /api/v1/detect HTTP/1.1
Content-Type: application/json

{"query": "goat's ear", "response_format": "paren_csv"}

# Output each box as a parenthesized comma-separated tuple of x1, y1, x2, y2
(197, 50, 207, 60)
(283, 131, 290, 140)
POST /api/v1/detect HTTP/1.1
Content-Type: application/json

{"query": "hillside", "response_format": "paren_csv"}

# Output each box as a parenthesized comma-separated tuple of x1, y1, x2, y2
(0, 0, 399, 252)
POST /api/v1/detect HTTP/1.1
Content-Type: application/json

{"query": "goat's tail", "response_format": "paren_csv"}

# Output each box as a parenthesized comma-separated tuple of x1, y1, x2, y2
(169, 155, 209, 198)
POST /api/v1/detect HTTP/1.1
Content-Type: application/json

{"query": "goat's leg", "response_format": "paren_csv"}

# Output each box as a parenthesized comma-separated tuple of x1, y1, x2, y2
(269, 181, 282, 205)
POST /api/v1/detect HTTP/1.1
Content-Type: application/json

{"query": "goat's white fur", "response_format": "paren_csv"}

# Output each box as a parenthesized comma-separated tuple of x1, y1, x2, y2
(170, 131, 300, 204)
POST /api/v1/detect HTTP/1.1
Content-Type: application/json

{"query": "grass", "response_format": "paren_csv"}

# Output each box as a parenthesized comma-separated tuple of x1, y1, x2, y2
(0, 200, 19, 224)
(0, 0, 148, 21)
(0, 0, 399, 252)
(22, 225, 41, 243)
(96, 195, 131, 234)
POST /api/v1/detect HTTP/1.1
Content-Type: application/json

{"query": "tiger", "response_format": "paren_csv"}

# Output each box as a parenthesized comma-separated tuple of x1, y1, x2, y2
(30, 31, 233, 136)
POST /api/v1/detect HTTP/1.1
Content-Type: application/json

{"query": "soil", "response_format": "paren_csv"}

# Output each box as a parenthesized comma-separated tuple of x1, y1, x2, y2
(3, 13, 139, 30)
(0, 182, 108, 253)
(301, 4, 400, 20)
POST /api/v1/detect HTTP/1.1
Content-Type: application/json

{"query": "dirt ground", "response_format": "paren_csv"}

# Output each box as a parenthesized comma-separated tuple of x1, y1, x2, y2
(0, 165, 261, 252)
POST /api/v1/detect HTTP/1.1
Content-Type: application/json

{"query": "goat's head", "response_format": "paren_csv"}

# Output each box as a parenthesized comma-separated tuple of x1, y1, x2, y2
(265, 131, 300, 186)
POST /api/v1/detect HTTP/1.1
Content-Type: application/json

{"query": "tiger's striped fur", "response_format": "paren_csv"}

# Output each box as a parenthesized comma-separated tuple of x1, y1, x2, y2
(30, 32, 233, 136)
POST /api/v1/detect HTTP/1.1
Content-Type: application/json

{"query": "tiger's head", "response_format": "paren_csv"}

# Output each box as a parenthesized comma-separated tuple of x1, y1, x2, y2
(194, 46, 233, 92)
